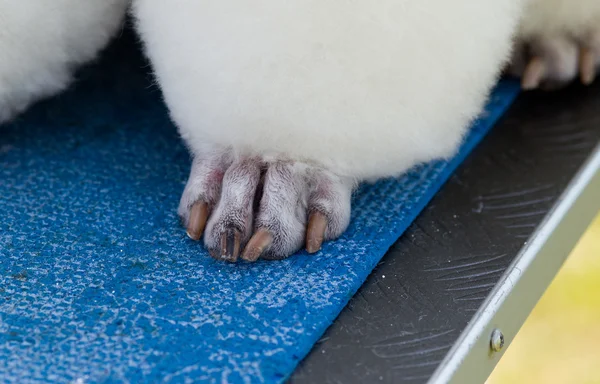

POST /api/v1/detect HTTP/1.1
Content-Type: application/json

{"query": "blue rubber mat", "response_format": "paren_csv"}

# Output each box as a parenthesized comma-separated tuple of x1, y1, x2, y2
(0, 33, 520, 383)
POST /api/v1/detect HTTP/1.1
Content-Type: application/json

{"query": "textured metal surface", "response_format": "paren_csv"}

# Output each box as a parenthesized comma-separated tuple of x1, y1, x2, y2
(291, 83, 600, 384)
(438, 143, 600, 384)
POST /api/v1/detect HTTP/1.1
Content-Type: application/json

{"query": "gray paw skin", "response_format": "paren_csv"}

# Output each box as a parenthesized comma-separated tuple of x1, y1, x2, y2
(509, 29, 600, 91)
(178, 150, 353, 262)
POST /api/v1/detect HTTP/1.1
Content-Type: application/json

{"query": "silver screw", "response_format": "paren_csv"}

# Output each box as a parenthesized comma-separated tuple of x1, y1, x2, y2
(490, 329, 505, 352)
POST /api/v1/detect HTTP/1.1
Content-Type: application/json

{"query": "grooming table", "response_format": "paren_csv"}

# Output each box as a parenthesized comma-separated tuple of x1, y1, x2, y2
(1, 29, 599, 384)
(293, 83, 600, 383)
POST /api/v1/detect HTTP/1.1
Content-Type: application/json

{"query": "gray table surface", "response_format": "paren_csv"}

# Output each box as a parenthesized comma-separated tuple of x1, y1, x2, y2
(291, 82, 600, 384)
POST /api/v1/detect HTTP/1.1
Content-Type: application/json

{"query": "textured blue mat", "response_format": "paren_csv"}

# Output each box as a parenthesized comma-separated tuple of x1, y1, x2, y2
(0, 33, 520, 383)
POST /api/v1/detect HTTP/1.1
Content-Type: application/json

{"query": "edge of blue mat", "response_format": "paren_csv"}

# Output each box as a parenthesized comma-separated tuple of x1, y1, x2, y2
(282, 80, 521, 382)
(0, 76, 521, 383)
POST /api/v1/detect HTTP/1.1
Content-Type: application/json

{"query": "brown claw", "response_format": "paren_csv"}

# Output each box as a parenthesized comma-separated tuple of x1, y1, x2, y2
(306, 212, 327, 254)
(186, 202, 209, 241)
(242, 229, 273, 262)
(220, 228, 241, 262)
(579, 47, 597, 85)
(522, 56, 546, 90)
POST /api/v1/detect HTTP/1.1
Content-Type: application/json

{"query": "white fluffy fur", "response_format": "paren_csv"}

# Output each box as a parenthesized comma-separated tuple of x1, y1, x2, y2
(133, 0, 523, 181)
(517, 0, 600, 39)
(0, 0, 129, 124)
(508, 0, 600, 85)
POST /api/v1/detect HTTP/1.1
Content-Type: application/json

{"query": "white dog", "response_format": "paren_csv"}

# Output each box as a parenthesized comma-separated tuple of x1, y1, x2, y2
(1, 0, 598, 261)
(0, 0, 129, 123)
(132, 0, 599, 261)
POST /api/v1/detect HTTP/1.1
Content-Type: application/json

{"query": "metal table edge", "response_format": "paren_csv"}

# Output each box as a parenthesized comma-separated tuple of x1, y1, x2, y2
(428, 142, 600, 384)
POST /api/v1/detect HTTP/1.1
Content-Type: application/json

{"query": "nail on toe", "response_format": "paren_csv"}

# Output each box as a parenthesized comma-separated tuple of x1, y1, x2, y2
(306, 212, 327, 254)
(186, 202, 209, 241)
(522, 57, 546, 91)
(220, 228, 241, 262)
(579, 48, 596, 85)
(242, 229, 273, 262)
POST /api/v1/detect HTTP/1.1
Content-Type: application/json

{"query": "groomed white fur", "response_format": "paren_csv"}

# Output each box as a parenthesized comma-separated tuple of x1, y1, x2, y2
(0, 0, 130, 124)
(509, 0, 600, 87)
(517, 0, 600, 39)
(133, 0, 524, 181)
